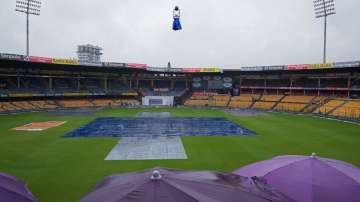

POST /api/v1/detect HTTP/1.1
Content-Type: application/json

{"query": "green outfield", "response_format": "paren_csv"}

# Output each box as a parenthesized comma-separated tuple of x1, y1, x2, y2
(0, 108, 359, 202)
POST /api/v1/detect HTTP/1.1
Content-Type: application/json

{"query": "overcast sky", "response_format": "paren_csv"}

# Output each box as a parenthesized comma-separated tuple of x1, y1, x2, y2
(0, 0, 359, 68)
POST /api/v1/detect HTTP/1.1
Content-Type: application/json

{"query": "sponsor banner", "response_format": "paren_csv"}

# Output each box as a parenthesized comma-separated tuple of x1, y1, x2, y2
(333, 61, 360, 68)
(147, 67, 167, 72)
(287, 64, 309, 70)
(263, 66, 285, 71)
(102, 62, 127, 68)
(308, 63, 333, 69)
(127, 63, 148, 69)
(121, 92, 138, 96)
(0, 53, 24, 61)
(240, 66, 264, 71)
(52, 58, 79, 65)
(182, 68, 201, 73)
(29, 56, 53, 64)
(146, 67, 184, 73)
(63, 93, 90, 96)
(79, 62, 102, 67)
(8, 93, 40, 97)
(200, 68, 222, 73)
(167, 68, 183, 73)
(92, 93, 106, 96)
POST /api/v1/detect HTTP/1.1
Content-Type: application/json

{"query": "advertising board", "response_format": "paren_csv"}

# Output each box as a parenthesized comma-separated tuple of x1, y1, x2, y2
(52, 58, 79, 65)
(29, 56, 53, 63)
(308, 63, 333, 69)
(0, 53, 24, 61)
(127, 63, 148, 69)
(287, 64, 309, 70)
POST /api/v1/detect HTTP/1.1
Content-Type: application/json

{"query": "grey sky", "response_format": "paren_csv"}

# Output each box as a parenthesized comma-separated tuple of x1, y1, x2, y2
(0, 0, 359, 68)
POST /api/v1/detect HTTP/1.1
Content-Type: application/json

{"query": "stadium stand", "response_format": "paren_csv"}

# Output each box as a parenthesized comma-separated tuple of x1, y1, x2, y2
(275, 103, 308, 112)
(209, 95, 231, 107)
(1, 56, 360, 120)
(314, 99, 346, 114)
(281, 96, 315, 103)
(253, 101, 277, 110)
(30, 100, 58, 109)
(229, 94, 259, 109)
(0, 98, 140, 113)
(112, 99, 140, 106)
(274, 96, 318, 112)
(184, 92, 210, 107)
(58, 100, 95, 108)
(260, 95, 284, 102)
(92, 99, 115, 107)
(330, 100, 360, 119)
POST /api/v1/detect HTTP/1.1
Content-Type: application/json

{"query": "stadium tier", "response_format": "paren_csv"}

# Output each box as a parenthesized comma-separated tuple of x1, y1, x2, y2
(0, 57, 360, 120)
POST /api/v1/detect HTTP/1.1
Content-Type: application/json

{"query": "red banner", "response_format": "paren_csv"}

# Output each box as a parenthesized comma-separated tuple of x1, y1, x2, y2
(127, 63, 147, 69)
(287, 64, 309, 70)
(29, 56, 53, 64)
(182, 68, 201, 73)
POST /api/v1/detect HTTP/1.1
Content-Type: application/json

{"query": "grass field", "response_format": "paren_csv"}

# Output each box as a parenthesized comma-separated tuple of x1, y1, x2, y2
(0, 108, 360, 202)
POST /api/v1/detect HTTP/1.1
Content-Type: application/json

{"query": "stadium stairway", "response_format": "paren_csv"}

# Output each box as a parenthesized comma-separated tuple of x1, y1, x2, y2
(10, 102, 28, 110)
(249, 94, 262, 109)
(270, 95, 287, 110)
(301, 96, 320, 113)
(301, 96, 325, 113)
(54, 100, 64, 108)
(313, 98, 345, 115)
(226, 96, 232, 107)
(326, 100, 349, 115)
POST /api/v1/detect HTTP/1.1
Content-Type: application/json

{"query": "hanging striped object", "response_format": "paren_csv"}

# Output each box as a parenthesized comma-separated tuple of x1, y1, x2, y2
(172, 6, 182, 31)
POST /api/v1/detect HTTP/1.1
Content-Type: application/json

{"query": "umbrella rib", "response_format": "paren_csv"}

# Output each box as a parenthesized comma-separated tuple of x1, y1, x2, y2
(317, 159, 360, 185)
(164, 178, 245, 202)
(261, 158, 306, 178)
(161, 179, 208, 202)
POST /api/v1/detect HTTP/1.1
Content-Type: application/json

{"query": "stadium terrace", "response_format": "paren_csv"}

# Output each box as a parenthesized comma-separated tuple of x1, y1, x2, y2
(1, 52, 360, 202)
(1, 52, 360, 120)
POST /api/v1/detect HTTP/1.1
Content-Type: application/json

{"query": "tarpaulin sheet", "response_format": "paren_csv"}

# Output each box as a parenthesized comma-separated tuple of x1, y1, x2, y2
(65, 117, 255, 137)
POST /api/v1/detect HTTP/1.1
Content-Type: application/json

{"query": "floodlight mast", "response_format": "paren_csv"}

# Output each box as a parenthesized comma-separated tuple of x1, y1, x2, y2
(313, 0, 336, 63)
(15, 0, 41, 57)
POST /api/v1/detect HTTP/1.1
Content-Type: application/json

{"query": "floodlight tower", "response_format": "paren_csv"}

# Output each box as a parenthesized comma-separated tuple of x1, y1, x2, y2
(15, 0, 41, 57)
(313, 0, 336, 63)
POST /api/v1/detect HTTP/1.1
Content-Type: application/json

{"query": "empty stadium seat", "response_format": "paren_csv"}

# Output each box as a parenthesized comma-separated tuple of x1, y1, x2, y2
(275, 103, 307, 112)
(314, 100, 345, 114)
(260, 95, 283, 102)
(59, 100, 95, 108)
(253, 101, 276, 110)
(282, 96, 315, 103)
(331, 100, 360, 118)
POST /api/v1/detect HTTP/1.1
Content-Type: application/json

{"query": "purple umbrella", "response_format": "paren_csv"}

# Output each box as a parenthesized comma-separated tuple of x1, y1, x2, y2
(80, 167, 293, 202)
(0, 172, 37, 202)
(233, 154, 360, 202)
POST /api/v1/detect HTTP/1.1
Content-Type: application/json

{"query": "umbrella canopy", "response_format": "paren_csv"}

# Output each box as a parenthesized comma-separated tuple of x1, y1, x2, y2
(80, 167, 293, 202)
(233, 154, 360, 202)
(0, 172, 37, 202)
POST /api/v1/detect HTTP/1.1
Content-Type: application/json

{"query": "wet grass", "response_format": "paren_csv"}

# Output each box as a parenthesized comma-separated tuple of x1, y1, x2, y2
(0, 108, 359, 202)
